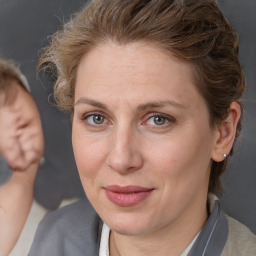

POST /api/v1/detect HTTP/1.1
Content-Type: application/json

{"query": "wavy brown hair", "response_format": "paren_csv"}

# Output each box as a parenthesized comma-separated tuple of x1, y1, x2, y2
(39, 0, 246, 195)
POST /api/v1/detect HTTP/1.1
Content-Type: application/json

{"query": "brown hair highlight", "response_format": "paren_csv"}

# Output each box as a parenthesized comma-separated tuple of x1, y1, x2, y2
(39, 0, 246, 194)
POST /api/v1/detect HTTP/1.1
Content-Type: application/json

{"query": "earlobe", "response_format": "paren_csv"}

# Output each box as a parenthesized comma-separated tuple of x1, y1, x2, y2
(211, 102, 241, 162)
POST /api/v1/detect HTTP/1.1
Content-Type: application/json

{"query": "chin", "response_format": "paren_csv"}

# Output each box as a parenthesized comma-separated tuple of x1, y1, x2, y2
(104, 213, 156, 236)
(111, 224, 149, 237)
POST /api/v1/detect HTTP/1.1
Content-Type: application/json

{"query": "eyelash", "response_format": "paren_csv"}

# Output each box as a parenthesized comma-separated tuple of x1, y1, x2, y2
(143, 113, 175, 128)
(81, 112, 110, 128)
(81, 112, 175, 129)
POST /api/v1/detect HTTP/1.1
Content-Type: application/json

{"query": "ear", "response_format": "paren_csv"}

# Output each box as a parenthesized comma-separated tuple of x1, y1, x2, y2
(211, 102, 241, 162)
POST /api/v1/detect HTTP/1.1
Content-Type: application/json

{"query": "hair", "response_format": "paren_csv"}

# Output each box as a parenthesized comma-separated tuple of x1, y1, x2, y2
(0, 57, 30, 94)
(39, 0, 246, 195)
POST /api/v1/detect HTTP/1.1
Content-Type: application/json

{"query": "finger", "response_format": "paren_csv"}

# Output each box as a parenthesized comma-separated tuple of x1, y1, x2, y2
(5, 151, 27, 172)
(0, 135, 28, 171)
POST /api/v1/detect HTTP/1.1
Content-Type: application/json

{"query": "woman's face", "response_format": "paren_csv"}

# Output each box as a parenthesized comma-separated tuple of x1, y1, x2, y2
(72, 42, 218, 236)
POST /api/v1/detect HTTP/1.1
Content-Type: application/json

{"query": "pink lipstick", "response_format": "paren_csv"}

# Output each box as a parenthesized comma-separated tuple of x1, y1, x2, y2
(105, 185, 154, 207)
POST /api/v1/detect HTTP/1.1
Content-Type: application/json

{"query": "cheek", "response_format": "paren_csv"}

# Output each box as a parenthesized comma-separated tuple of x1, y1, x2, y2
(72, 129, 105, 179)
(147, 138, 193, 171)
(147, 136, 212, 219)
(148, 131, 212, 187)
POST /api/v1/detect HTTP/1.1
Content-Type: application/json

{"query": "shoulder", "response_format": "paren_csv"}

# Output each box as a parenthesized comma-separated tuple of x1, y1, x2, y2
(29, 198, 102, 256)
(222, 215, 256, 256)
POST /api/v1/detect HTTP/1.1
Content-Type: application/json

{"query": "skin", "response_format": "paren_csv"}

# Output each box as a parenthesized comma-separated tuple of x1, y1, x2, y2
(0, 80, 44, 256)
(72, 42, 240, 256)
(0, 80, 43, 171)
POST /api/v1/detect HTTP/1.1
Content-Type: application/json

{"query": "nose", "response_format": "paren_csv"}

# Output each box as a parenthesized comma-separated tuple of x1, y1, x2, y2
(106, 127, 143, 174)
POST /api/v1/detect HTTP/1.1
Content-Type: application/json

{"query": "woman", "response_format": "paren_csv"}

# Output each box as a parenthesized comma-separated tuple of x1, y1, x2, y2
(30, 0, 256, 255)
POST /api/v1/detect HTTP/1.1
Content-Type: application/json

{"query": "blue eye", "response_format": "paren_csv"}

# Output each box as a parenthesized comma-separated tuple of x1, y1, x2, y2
(86, 114, 106, 125)
(154, 116, 167, 125)
(147, 115, 169, 126)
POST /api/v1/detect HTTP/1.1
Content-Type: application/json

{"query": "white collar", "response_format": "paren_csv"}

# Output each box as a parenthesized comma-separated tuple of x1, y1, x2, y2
(99, 223, 110, 256)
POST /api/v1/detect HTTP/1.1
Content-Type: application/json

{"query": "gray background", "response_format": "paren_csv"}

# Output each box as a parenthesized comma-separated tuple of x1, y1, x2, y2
(0, 0, 255, 234)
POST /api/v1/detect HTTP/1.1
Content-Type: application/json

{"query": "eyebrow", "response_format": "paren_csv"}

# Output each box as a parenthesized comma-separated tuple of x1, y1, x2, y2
(75, 97, 185, 111)
(75, 98, 108, 109)
(137, 100, 186, 111)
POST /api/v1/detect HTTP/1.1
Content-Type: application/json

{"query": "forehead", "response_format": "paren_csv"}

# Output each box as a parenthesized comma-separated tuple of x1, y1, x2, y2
(75, 42, 203, 110)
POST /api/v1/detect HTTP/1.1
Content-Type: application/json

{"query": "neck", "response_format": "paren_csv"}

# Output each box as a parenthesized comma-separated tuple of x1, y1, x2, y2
(109, 196, 208, 256)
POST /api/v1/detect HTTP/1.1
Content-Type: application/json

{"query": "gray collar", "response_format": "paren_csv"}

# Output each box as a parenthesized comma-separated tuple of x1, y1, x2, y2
(187, 200, 228, 256)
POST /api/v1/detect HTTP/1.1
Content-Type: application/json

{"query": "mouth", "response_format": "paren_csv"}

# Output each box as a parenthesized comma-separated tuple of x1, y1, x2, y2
(104, 185, 154, 207)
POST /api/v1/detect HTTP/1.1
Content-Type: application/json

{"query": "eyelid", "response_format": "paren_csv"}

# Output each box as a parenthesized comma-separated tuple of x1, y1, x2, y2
(142, 112, 176, 126)
(81, 111, 112, 128)
(79, 111, 175, 128)
(81, 111, 106, 120)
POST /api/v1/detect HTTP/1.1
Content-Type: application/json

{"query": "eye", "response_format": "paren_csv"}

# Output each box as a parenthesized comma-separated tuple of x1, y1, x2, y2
(143, 113, 175, 127)
(148, 116, 168, 126)
(83, 113, 107, 125)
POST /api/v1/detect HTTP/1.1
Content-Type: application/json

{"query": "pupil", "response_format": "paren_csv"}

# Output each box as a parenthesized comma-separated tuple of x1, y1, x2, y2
(93, 115, 104, 124)
(154, 116, 165, 125)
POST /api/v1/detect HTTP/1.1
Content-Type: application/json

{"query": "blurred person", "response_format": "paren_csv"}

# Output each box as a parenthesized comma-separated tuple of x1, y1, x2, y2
(0, 58, 44, 256)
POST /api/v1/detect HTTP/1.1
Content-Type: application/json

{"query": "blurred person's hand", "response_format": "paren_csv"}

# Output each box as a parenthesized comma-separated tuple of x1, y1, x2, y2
(0, 80, 44, 171)
(0, 79, 44, 256)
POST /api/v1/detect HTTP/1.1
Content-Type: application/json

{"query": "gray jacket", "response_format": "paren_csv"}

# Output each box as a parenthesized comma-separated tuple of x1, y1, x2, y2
(29, 198, 256, 256)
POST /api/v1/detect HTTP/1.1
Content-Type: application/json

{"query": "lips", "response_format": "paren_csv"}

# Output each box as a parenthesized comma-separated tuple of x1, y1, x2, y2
(105, 185, 154, 207)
